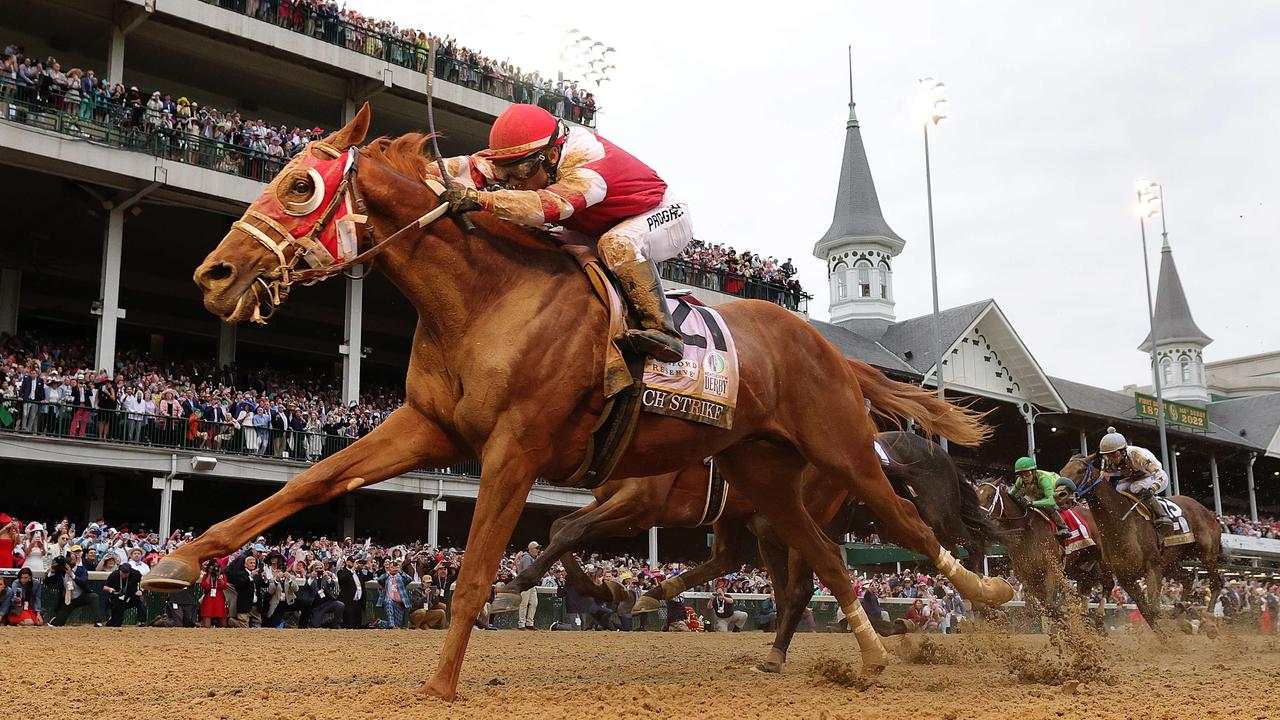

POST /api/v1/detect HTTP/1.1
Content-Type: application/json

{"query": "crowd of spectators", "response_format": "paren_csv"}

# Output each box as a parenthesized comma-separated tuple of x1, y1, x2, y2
(3, 509, 1278, 635)
(1220, 513, 1280, 539)
(202, 0, 598, 126)
(1, 330, 403, 459)
(661, 240, 808, 309)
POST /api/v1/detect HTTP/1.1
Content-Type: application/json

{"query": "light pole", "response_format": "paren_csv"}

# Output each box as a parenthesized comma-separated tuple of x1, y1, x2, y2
(919, 77, 949, 450)
(1136, 180, 1171, 476)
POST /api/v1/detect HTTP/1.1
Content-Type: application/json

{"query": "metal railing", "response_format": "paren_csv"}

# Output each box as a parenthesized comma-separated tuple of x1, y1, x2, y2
(198, 0, 597, 127)
(0, 398, 476, 479)
(658, 259, 811, 313)
(0, 79, 288, 182)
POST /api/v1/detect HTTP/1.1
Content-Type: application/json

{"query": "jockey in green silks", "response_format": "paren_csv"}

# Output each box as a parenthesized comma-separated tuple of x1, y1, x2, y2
(1010, 456, 1070, 537)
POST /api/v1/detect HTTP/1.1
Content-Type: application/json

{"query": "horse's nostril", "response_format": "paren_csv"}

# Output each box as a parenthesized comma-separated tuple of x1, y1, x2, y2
(202, 263, 234, 283)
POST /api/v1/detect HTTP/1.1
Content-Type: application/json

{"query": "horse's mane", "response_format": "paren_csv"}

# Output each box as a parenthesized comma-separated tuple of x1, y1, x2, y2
(358, 133, 564, 253)
(360, 133, 439, 182)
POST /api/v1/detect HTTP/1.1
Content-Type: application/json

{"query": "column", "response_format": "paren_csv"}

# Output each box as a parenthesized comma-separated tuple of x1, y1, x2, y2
(340, 265, 364, 405)
(1169, 448, 1180, 497)
(0, 268, 19, 335)
(1246, 453, 1258, 522)
(94, 209, 124, 377)
(87, 474, 106, 522)
(1209, 454, 1222, 516)
(152, 476, 184, 539)
(217, 322, 237, 367)
(424, 496, 445, 549)
(343, 495, 356, 538)
(648, 526, 659, 568)
(1078, 429, 1088, 456)
(108, 24, 125, 85)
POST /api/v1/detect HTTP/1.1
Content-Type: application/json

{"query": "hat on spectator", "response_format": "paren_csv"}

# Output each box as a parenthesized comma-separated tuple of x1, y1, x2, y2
(252, 543, 266, 552)
(528, 541, 539, 550)
(70, 544, 83, 552)
(0, 513, 11, 525)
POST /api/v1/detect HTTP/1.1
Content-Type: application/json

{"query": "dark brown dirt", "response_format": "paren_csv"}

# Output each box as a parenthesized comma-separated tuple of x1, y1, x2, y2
(3, 625, 1276, 719)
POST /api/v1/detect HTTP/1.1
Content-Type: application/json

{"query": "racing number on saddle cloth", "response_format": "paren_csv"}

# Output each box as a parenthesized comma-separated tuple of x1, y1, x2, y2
(640, 297, 740, 430)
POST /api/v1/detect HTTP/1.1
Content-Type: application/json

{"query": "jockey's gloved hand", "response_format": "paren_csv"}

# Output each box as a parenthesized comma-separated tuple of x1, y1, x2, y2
(442, 186, 482, 215)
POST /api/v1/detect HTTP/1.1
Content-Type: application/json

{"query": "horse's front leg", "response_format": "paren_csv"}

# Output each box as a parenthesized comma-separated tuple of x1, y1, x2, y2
(421, 435, 539, 702)
(633, 517, 747, 614)
(143, 407, 460, 591)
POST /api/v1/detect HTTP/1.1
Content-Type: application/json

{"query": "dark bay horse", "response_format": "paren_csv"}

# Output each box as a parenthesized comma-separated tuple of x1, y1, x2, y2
(973, 481, 1112, 624)
(148, 105, 1012, 700)
(1058, 454, 1223, 629)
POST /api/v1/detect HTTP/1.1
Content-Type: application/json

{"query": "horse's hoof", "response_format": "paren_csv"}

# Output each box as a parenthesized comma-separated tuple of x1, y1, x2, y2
(755, 647, 786, 673)
(415, 680, 456, 703)
(603, 579, 627, 604)
(982, 577, 1015, 605)
(860, 664, 886, 680)
(140, 556, 199, 592)
(631, 595, 661, 614)
(488, 592, 522, 614)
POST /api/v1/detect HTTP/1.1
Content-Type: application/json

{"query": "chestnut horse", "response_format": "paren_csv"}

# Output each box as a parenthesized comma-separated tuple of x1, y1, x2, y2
(147, 105, 1011, 701)
(1058, 454, 1223, 629)
(974, 481, 1112, 626)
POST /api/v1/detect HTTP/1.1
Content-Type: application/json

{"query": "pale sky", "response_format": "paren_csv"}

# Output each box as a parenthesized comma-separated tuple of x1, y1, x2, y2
(385, 0, 1279, 390)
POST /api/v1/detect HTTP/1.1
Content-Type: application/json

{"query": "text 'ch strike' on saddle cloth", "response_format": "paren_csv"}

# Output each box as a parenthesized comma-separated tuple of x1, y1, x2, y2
(1118, 491, 1196, 546)
(640, 296, 740, 430)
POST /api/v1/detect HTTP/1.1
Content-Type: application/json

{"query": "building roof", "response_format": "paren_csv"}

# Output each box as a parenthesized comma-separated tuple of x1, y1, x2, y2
(1049, 375, 1261, 451)
(1208, 393, 1280, 457)
(812, 102, 905, 260)
(1139, 241, 1212, 351)
(877, 299, 990, 375)
(809, 320, 919, 376)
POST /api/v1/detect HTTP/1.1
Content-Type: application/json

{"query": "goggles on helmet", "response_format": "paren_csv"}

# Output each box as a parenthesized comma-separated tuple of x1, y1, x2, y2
(492, 152, 547, 183)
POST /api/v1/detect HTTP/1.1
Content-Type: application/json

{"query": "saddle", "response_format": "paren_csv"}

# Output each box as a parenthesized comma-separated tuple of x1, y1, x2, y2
(1117, 491, 1195, 546)
(1030, 506, 1095, 555)
(545, 246, 740, 490)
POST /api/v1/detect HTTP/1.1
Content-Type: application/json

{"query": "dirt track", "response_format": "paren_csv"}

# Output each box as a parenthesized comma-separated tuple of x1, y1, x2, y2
(4, 624, 1277, 719)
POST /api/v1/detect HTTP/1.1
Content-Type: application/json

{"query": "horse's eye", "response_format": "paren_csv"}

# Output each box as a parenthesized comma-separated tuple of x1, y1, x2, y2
(292, 179, 312, 194)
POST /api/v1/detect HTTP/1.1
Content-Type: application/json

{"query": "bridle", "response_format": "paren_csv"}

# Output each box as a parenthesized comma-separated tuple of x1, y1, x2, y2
(1071, 457, 1103, 500)
(231, 139, 452, 323)
(977, 480, 1027, 521)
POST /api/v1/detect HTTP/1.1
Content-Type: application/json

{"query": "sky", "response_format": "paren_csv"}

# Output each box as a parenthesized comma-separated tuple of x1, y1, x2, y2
(384, 0, 1279, 391)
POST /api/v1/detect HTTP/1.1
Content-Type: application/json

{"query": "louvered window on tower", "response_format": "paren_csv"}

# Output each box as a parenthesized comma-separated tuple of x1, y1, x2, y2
(835, 268, 848, 300)
(856, 261, 872, 298)
(878, 262, 891, 300)
(1162, 358, 1173, 384)
(1180, 356, 1192, 383)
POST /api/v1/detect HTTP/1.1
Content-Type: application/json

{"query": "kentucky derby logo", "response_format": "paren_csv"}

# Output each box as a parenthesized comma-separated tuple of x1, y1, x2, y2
(704, 353, 727, 374)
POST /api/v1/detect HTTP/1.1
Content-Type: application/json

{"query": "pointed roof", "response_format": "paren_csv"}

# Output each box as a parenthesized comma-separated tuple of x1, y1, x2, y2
(812, 100, 905, 260)
(1139, 240, 1212, 351)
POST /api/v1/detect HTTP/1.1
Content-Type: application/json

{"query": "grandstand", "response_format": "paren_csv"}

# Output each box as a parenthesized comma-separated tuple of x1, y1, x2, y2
(2, 0, 1278, 571)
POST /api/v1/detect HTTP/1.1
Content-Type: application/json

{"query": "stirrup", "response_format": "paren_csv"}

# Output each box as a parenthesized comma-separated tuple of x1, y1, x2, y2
(625, 328, 684, 363)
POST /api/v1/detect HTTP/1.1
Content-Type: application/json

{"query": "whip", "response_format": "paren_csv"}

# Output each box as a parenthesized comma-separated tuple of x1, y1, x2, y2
(426, 38, 476, 233)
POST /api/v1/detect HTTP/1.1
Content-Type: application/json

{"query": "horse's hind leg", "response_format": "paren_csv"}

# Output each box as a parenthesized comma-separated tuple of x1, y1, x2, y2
(790, 399, 1013, 607)
(719, 443, 889, 675)
(490, 499, 605, 614)
(758, 543, 821, 673)
(144, 407, 459, 592)
(633, 517, 747, 614)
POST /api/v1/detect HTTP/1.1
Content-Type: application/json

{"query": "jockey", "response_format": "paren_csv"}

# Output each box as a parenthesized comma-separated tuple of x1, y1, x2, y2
(435, 104, 693, 363)
(1010, 456, 1070, 537)
(1097, 426, 1173, 527)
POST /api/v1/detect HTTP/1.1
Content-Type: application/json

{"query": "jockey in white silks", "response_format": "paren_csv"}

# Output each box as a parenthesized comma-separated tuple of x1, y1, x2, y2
(433, 104, 694, 363)
(1098, 426, 1173, 527)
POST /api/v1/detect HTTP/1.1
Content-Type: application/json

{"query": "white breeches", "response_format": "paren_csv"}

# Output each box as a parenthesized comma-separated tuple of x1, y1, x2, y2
(595, 191, 694, 268)
(1116, 470, 1168, 495)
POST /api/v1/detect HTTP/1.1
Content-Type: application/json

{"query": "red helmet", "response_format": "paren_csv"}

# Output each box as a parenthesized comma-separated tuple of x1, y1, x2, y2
(482, 104, 564, 164)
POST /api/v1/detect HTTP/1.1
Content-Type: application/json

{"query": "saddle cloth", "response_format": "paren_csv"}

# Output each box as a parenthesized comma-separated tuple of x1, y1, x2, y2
(640, 296, 740, 430)
(1118, 491, 1195, 546)
(1060, 508, 1095, 555)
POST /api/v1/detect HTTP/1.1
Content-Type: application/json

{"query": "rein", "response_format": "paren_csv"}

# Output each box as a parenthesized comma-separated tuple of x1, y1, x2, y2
(1073, 459, 1103, 500)
(977, 481, 1028, 522)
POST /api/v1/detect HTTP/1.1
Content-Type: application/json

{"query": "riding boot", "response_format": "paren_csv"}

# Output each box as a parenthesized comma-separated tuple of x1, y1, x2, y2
(614, 258, 684, 363)
(1140, 489, 1173, 527)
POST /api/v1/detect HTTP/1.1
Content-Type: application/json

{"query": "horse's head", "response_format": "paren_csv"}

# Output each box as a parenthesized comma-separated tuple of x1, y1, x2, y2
(972, 478, 1004, 516)
(193, 103, 374, 323)
(1059, 454, 1101, 500)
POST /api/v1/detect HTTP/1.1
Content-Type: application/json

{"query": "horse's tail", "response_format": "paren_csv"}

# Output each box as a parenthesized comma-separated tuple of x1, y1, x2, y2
(848, 360, 992, 447)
